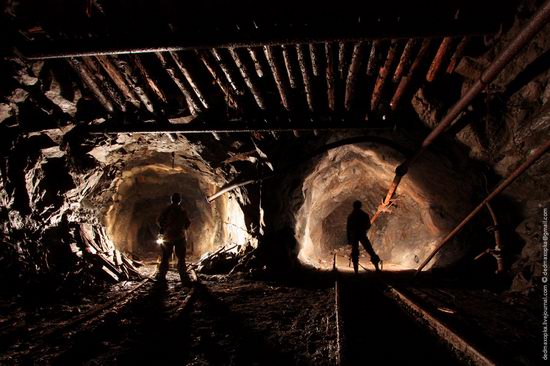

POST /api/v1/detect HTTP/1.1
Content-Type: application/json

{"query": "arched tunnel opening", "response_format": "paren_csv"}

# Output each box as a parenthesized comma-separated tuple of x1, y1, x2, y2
(295, 142, 477, 271)
(105, 164, 248, 261)
(1, 0, 549, 364)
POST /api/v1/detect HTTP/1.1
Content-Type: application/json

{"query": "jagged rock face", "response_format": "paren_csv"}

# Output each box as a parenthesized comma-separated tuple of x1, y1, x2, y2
(295, 143, 477, 269)
(408, 0, 550, 293)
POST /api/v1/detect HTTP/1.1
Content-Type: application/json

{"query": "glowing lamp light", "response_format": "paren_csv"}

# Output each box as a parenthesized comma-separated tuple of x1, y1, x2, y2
(156, 235, 165, 245)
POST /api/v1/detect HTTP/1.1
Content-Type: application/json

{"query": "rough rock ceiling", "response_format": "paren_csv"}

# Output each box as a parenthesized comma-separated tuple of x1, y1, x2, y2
(2, 0, 516, 133)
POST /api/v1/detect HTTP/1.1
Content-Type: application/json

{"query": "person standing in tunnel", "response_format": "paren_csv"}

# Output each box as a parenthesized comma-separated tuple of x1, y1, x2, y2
(347, 200, 381, 274)
(156, 192, 191, 284)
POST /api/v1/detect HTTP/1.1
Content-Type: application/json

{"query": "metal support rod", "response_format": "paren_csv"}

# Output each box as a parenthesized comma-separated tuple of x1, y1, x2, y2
(263, 45, 292, 110)
(229, 48, 267, 110)
(373, 0, 550, 224)
(207, 179, 258, 202)
(416, 139, 550, 273)
(296, 44, 315, 112)
(344, 42, 365, 111)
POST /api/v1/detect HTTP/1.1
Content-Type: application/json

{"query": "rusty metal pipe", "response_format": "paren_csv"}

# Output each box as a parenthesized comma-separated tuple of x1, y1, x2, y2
(373, 0, 550, 224)
(416, 139, 550, 273)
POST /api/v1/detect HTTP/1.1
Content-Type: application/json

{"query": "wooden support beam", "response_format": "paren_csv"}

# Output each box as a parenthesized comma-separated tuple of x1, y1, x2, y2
(338, 42, 347, 79)
(309, 43, 322, 77)
(67, 58, 114, 113)
(211, 48, 245, 95)
(229, 48, 267, 110)
(131, 55, 168, 104)
(264, 46, 292, 111)
(113, 56, 155, 113)
(344, 42, 365, 111)
(196, 50, 239, 110)
(325, 43, 336, 113)
(95, 55, 141, 108)
(389, 39, 431, 111)
(446, 36, 470, 74)
(366, 40, 380, 76)
(426, 37, 453, 82)
(392, 38, 416, 83)
(281, 45, 299, 89)
(156, 52, 199, 115)
(371, 40, 398, 112)
(296, 44, 315, 112)
(247, 47, 265, 78)
(81, 56, 126, 112)
(170, 52, 209, 110)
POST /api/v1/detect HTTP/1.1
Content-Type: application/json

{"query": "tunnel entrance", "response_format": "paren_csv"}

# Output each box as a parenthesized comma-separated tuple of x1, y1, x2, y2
(105, 164, 249, 262)
(295, 143, 478, 271)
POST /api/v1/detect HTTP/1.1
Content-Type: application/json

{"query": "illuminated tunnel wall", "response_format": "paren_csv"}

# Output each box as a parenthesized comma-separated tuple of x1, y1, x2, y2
(295, 143, 478, 269)
(105, 164, 248, 258)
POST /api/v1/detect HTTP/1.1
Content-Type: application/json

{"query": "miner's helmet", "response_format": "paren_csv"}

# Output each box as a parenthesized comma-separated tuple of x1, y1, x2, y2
(171, 192, 181, 204)
(353, 200, 362, 209)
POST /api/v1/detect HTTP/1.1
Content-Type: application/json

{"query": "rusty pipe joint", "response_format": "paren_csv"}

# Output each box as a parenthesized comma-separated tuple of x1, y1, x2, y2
(395, 164, 408, 177)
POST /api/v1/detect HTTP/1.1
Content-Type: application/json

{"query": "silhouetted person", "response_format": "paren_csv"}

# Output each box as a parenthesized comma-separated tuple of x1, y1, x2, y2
(347, 200, 381, 274)
(156, 192, 191, 283)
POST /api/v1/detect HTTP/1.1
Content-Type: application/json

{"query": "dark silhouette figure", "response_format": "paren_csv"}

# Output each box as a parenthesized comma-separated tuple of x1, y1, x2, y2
(347, 200, 381, 274)
(156, 192, 191, 283)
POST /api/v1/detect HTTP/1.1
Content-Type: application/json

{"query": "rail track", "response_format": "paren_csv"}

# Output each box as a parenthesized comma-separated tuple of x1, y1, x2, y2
(334, 272, 497, 366)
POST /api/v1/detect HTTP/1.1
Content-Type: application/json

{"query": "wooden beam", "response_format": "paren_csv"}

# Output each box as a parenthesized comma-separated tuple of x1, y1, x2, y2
(263, 45, 292, 111)
(229, 48, 267, 110)
(67, 58, 114, 113)
(344, 42, 365, 111)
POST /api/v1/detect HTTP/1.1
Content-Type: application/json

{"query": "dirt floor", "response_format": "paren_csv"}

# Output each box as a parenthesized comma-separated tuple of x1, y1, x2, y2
(0, 267, 337, 365)
(0, 263, 543, 366)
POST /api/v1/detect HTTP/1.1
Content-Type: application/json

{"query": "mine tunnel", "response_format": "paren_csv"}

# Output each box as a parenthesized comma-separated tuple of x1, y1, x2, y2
(0, 0, 549, 364)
